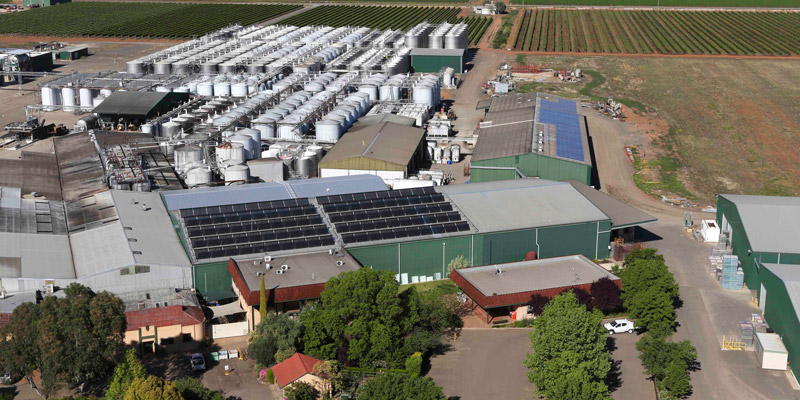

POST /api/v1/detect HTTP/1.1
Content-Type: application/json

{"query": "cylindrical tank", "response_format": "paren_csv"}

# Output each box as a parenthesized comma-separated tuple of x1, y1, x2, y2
(307, 145, 324, 163)
(315, 119, 341, 143)
(252, 116, 276, 139)
(186, 167, 213, 188)
(302, 151, 318, 177)
(304, 82, 324, 93)
(228, 133, 256, 160)
(61, 87, 76, 112)
(76, 114, 98, 131)
(140, 123, 154, 135)
(325, 112, 348, 130)
(41, 87, 56, 110)
(200, 63, 217, 75)
(78, 88, 94, 108)
(126, 60, 144, 74)
(100, 88, 113, 97)
(197, 82, 214, 96)
(231, 83, 248, 97)
(213, 81, 231, 97)
(154, 61, 171, 75)
(174, 86, 190, 93)
(155, 86, 171, 93)
(433, 146, 442, 162)
(236, 128, 261, 159)
(161, 121, 181, 139)
(294, 156, 313, 179)
(174, 145, 204, 172)
(413, 84, 434, 107)
(215, 142, 245, 165)
(358, 85, 378, 103)
(224, 164, 250, 184)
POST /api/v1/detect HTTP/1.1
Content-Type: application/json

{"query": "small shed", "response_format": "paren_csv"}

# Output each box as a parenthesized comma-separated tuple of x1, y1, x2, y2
(58, 46, 89, 61)
(755, 332, 788, 370)
(411, 48, 465, 74)
(701, 219, 720, 243)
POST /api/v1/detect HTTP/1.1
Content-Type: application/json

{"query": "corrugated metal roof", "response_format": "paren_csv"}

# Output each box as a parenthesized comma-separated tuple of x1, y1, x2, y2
(70, 221, 136, 278)
(721, 194, 800, 254)
(438, 179, 610, 233)
(320, 122, 424, 167)
(111, 190, 191, 267)
(53, 132, 107, 201)
(756, 332, 788, 354)
(567, 180, 657, 229)
(456, 255, 618, 297)
(0, 232, 75, 279)
(162, 182, 292, 211)
(354, 114, 416, 127)
(471, 108, 534, 161)
(287, 175, 387, 199)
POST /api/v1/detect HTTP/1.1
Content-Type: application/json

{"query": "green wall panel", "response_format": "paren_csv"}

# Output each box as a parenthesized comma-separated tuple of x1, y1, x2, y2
(759, 266, 800, 378)
(347, 244, 399, 272)
(471, 153, 591, 185)
(399, 237, 472, 279)
(411, 55, 463, 74)
(194, 262, 235, 301)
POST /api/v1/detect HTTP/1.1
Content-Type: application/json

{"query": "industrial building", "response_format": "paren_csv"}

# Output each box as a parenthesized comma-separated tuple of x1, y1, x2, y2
(22, 0, 70, 7)
(470, 93, 593, 185)
(93, 91, 191, 127)
(754, 264, 799, 375)
(450, 255, 620, 324)
(56, 45, 88, 60)
(318, 122, 425, 182)
(715, 194, 800, 291)
(121, 288, 205, 352)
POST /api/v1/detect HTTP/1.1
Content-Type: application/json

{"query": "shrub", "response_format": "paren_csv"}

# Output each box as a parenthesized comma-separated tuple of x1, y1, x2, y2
(405, 352, 423, 377)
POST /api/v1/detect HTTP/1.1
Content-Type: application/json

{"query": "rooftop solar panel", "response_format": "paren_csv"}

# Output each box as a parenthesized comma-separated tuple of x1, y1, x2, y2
(538, 104, 585, 163)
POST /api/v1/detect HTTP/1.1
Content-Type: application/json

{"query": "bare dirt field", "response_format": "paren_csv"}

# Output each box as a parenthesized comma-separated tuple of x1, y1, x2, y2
(516, 53, 800, 202)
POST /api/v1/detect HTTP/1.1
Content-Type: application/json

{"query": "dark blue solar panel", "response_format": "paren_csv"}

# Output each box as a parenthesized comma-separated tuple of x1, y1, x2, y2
(538, 98, 584, 162)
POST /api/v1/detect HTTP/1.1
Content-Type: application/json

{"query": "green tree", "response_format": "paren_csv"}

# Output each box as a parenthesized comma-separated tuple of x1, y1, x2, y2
(447, 255, 468, 274)
(283, 381, 319, 400)
(274, 347, 296, 363)
(312, 360, 342, 398)
(637, 333, 697, 398)
(494, 1, 506, 13)
(123, 376, 183, 400)
(0, 302, 41, 394)
(358, 374, 445, 400)
(619, 253, 679, 334)
(259, 274, 267, 323)
(249, 335, 277, 367)
(105, 350, 147, 400)
(174, 378, 221, 400)
(405, 352, 422, 377)
(661, 360, 692, 399)
(524, 291, 611, 400)
(251, 313, 303, 353)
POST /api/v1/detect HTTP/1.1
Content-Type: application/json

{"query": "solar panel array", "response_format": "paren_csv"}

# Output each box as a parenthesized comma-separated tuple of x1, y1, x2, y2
(180, 198, 335, 260)
(538, 99, 585, 162)
(317, 186, 470, 244)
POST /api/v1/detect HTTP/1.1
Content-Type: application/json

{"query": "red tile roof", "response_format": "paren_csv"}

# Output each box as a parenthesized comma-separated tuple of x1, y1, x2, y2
(228, 259, 328, 307)
(272, 353, 324, 388)
(125, 305, 205, 331)
(0, 313, 9, 328)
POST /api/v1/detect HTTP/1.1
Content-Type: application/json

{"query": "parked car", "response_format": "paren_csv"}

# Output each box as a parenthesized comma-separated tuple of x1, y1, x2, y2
(190, 353, 206, 371)
(604, 318, 635, 334)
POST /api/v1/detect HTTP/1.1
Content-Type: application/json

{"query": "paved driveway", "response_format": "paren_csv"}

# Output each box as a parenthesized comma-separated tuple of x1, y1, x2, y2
(429, 329, 535, 400)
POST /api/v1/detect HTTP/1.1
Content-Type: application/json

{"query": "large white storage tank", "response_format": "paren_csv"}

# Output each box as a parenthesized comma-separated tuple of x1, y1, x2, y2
(315, 119, 342, 143)
(228, 133, 256, 160)
(41, 87, 58, 110)
(174, 145, 204, 172)
(197, 82, 214, 96)
(215, 142, 245, 165)
(224, 164, 250, 184)
(79, 88, 95, 108)
(294, 156, 313, 178)
(61, 87, 77, 112)
(252, 115, 277, 139)
(236, 128, 262, 159)
(186, 166, 213, 188)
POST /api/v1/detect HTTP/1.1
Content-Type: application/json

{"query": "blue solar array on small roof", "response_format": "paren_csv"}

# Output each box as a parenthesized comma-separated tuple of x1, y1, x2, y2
(538, 99, 584, 162)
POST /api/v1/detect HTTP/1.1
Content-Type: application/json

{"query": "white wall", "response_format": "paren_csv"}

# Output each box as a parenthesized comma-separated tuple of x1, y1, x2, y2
(320, 169, 405, 184)
(211, 321, 249, 339)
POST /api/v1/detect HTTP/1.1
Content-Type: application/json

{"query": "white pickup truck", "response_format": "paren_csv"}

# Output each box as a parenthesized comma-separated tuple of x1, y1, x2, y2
(604, 318, 635, 334)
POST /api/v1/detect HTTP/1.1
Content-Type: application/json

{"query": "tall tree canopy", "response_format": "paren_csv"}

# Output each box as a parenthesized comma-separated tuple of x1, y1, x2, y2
(123, 376, 182, 400)
(301, 268, 460, 368)
(619, 250, 679, 334)
(524, 291, 611, 400)
(0, 283, 126, 396)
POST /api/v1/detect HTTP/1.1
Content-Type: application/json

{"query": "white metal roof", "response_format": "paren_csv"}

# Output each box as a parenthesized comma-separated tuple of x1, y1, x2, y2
(722, 194, 800, 254)
(110, 190, 191, 267)
(438, 179, 610, 233)
(70, 222, 136, 278)
(286, 175, 387, 199)
(0, 232, 75, 279)
(756, 332, 788, 354)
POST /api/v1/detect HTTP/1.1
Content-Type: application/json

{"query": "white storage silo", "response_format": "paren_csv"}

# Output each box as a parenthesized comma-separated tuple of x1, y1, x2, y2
(197, 82, 214, 96)
(154, 61, 171, 75)
(237, 128, 262, 158)
(126, 60, 144, 74)
(213, 81, 231, 97)
(231, 83, 248, 97)
(224, 164, 250, 184)
(174, 145, 204, 172)
(79, 88, 95, 108)
(325, 112, 348, 130)
(161, 121, 181, 139)
(61, 87, 77, 112)
(141, 123, 154, 135)
(100, 88, 113, 97)
(174, 86, 190, 93)
(252, 115, 277, 139)
(92, 95, 106, 108)
(294, 156, 313, 178)
(228, 133, 256, 160)
(216, 142, 245, 165)
(307, 145, 324, 163)
(156, 86, 171, 93)
(41, 87, 56, 110)
(186, 166, 213, 188)
(358, 85, 378, 103)
(315, 119, 342, 143)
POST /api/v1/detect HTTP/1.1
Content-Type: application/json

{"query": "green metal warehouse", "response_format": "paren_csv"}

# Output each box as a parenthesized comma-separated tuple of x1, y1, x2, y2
(470, 93, 593, 185)
(410, 48, 465, 74)
(756, 264, 800, 377)
(716, 194, 800, 291)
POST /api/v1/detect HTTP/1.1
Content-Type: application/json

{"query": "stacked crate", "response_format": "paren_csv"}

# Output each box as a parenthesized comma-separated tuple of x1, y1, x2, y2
(721, 254, 744, 289)
(740, 321, 755, 346)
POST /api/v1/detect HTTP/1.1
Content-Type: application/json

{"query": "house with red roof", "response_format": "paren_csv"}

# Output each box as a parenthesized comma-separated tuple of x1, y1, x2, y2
(272, 353, 325, 392)
(119, 288, 206, 352)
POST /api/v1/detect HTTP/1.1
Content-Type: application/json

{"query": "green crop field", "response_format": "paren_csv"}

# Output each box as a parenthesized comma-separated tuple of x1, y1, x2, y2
(0, 2, 300, 38)
(279, 5, 491, 45)
(512, 9, 800, 55)
(509, 0, 799, 6)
